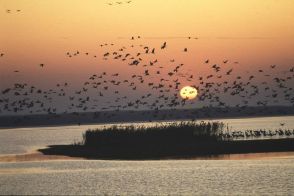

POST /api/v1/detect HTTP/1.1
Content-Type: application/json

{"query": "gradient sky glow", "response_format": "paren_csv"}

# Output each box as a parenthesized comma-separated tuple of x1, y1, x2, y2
(1, 0, 294, 115)
(1, 0, 294, 80)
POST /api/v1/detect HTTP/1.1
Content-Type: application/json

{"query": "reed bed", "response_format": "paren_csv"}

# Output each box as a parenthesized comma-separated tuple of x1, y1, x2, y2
(82, 121, 225, 147)
(83, 122, 294, 147)
(39, 121, 294, 159)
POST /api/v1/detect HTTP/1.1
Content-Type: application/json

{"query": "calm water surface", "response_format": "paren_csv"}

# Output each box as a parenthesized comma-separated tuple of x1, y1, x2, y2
(0, 116, 294, 195)
(0, 159, 294, 195)
(0, 115, 293, 155)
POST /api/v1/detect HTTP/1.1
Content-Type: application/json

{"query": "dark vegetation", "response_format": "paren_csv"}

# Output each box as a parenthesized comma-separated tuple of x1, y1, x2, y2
(39, 121, 294, 159)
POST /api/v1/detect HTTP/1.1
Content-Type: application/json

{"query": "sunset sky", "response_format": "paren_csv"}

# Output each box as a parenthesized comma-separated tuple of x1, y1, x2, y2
(1, 0, 294, 114)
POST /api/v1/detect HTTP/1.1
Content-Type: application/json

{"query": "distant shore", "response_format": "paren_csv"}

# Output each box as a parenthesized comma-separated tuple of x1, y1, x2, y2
(1, 106, 294, 128)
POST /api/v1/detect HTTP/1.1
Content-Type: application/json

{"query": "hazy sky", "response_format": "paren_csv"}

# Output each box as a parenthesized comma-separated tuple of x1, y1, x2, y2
(1, 0, 294, 79)
(0, 0, 294, 115)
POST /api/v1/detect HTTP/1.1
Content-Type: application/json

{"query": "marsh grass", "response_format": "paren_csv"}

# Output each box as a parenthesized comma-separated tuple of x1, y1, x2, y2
(82, 121, 294, 147)
(77, 121, 229, 158)
(83, 121, 225, 146)
(39, 121, 294, 159)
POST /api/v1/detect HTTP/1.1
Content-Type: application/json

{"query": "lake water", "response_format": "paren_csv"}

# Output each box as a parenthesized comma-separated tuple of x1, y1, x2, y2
(0, 158, 294, 195)
(0, 115, 293, 155)
(0, 116, 294, 195)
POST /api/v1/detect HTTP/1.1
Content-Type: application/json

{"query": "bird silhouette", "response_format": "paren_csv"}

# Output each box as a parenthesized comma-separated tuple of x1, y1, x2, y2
(161, 42, 167, 49)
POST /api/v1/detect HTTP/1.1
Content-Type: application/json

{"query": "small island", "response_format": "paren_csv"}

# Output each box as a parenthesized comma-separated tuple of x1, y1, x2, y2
(39, 121, 294, 160)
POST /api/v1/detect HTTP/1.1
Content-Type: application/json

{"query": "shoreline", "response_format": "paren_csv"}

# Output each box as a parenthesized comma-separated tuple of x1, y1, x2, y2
(1, 113, 293, 130)
(1, 151, 294, 163)
(1, 138, 292, 162)
(0, 151, 84, 163)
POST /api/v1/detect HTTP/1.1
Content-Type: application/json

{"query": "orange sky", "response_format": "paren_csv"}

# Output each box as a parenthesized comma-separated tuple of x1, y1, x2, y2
(1, 0, 294, 85)
(0, 0, 294, 114)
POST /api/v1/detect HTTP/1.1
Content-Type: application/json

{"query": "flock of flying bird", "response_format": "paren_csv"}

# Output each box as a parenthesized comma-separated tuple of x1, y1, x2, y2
(3, 1, 132, 15)
(1, 6, 294, 120)
(1, 36, 294, 124)
(4, 1, 133, 13)
(107, 1, 133, 6)
(5, 9, 21, 13)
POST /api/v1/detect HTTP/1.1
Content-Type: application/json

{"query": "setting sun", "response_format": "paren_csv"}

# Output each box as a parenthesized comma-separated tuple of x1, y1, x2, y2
(180, 86, 198, 100)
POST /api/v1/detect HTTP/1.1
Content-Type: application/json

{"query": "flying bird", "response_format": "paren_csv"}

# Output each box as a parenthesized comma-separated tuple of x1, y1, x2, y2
(161, 42, 167, 49)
